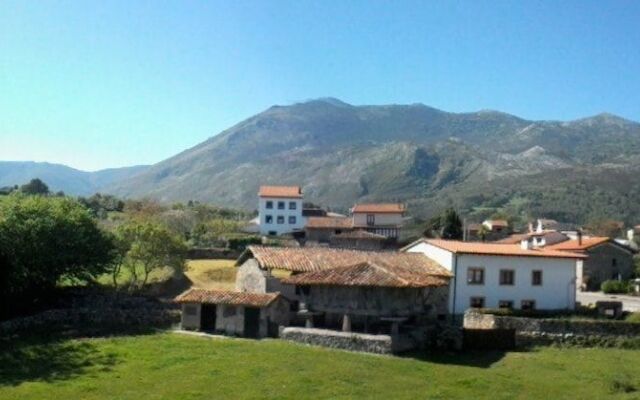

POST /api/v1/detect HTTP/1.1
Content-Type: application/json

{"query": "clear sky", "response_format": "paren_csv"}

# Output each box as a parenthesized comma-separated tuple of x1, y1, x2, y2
(1, 1, 639, 171)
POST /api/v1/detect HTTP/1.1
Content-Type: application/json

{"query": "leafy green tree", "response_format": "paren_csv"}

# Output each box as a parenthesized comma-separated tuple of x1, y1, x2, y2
(440, 208, 463, 240)
(20, 178, 49, 195)
(0, 194, 115, 317)
(115, 221, 187, 289)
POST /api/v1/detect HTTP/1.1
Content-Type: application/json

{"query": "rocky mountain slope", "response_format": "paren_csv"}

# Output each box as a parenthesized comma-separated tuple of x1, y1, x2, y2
(105, 98, 640, 224)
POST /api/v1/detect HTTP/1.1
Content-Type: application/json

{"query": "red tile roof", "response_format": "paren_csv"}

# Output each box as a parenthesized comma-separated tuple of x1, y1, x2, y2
(306, 216, 354, 229)
(239, 246, 452, 276)
(283, 260, 450, 288)
(258, 185, 302, 198)
(546, 236, 610, 251)
(352, 203, 405, 214)
(174, 288, 281, 307)
(402, 239, 586, 259)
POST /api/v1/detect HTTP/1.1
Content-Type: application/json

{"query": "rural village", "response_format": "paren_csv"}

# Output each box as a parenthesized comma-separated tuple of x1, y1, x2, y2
(169, 185, 640, 354)
(3, 2, 640, 398)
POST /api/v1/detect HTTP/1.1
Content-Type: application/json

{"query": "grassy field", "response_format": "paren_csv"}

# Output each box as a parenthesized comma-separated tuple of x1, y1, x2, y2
(184, 259, 237, 291)
(1, 332, 640, 400)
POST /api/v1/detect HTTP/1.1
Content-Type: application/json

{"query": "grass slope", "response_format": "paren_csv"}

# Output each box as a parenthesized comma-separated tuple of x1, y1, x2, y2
(1, 333, 639, 399)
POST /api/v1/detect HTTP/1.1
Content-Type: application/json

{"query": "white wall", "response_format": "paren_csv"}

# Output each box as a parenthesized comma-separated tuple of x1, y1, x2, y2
(353, 212, 403, 227)
(258, 197, 304, 236)
(404, 241, 577, 314)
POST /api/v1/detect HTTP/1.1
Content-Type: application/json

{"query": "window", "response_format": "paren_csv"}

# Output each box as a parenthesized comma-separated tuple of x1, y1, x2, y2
(498, 300, 514, 309)
(532, 270, 542, 286)
(277, 201, 285, 210)
(289, 201, 297, 210)
(467, 267, 485, 285)
(266, 201, 273, 209)
(277, 216, 285, 224)
(184, 305, 197, 316)
(268, 231, 277, 236)
(288, 216, 297, 224)
(366, 214, 375, 226)
(499, 269, 515, 285)
(470, 297, 485, 308)
(265, 215, 273, 224)
(612, 258, 617, 267)
(521, 300, 536, 310)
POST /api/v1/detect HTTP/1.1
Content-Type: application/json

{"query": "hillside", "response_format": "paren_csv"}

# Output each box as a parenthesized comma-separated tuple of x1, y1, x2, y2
(0, 162, 149, 196)
(106, 98, 640, 224)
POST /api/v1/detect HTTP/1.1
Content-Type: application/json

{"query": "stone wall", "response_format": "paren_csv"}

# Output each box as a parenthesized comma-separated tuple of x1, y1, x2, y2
(464, 310, 640, 346)
(583, 243, 635, 290)
(1, 292, 179, 336)
(281, 327, 393, 354)
(235, 259, 267, 293)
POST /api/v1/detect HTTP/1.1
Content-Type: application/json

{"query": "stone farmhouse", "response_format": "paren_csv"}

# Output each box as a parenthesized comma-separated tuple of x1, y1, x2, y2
(401, 239, 585, 315)
(176, 245, 451, 352)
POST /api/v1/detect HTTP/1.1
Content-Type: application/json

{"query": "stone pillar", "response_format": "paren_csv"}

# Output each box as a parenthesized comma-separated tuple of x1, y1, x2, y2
(342, 314, 351, 332)
(391, 321, 399, 336)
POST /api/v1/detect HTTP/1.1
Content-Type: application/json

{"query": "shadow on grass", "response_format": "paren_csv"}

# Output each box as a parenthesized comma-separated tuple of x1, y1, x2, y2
(401, 348, 529, 368)
(0, 335, 118, 387)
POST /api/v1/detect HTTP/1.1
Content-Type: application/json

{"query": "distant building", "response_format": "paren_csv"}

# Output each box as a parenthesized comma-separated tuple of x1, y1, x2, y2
(351, 203, 405, 238)
(466, 219, 511, 241)
(258, 185, 304, 236)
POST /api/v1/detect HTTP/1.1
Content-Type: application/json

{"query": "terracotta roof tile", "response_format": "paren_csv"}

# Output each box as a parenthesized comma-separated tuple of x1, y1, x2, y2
(546, 236, 610, 251)
(240, 246, 453, 277)
(258, 185, 303, 198)
(331, 230, 386, 240)
(174, 288, 281, 307)
(352, 203, 405, 214)
(283, 260, 449, 288)
(306, 216, 353, 229)
(401, 239, 586, 259)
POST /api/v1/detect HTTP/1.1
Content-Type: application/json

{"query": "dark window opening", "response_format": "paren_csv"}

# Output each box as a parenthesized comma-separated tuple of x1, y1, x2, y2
(265, 215, 273, 224)
(289, 202, 297, 210)
(467, 267, 485, 285)
(277, 201, 285, 210)
(277, 216, 284, 224)
(470, 297, 485, 308)
(521, 300, 536, 310)
(266, 201, 273, 209)
(498, 300, 513, 309)
(500, 269, 515, 285)
(366, 214, 375, 226)
(532, 270, 543, 286)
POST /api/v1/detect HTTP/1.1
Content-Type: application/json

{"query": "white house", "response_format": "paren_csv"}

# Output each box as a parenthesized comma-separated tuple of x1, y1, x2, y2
(351, 203, 405, 238)
(258, 185, 304, 236)
(401, 239, 585, 315)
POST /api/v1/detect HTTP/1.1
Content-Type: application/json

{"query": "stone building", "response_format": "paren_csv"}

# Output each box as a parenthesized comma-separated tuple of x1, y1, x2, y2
(175, 288, 290, 338)
(547, 237, 636, 291)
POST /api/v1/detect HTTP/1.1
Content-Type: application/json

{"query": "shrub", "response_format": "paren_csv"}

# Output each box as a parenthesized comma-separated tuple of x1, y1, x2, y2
(625, 313, 640, 323)
(609, 375, 636, 394)
(601, 280, 630, 294)
(227, 236, 261, 250)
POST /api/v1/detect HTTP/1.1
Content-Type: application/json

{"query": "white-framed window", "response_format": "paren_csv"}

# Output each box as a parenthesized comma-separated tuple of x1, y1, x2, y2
(265, 215, 273, 224)
(521, 300, 536, 310)
(499, 269, 515, 285)
(277, 201, 285, 210)
(532, 270, 543, 286)
(266, 201, 273, 209)
(498, 300, 513, 309)
(467, 267, 485, 285)
(288, 216, 296, 224)
(289, 201, 297, 210)
(366, 214, 375, 226)
(470, 297, 485, 308)
(277, 216, 285, 224)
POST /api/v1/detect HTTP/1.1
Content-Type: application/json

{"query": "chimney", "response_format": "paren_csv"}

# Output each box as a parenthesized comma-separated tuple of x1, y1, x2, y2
(577, 230, 582, 245)
(521, 239, 531, 250)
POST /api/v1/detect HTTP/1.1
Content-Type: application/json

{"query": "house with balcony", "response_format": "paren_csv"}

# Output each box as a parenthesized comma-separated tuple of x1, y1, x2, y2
(351, 203, 405, 238)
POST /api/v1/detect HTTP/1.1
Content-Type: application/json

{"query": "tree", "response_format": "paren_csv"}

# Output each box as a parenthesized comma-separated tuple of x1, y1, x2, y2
(115, 221, 187, 290)
(440, 208, 463, 240)
(424, 207, 463, 240)
(0, 194, 115, 317)
(20, 178, 49, 195)
(476, 224, 491, 242)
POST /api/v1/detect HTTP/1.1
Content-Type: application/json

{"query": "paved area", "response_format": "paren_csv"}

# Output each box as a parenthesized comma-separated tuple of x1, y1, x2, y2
(577, 291, 640, 312)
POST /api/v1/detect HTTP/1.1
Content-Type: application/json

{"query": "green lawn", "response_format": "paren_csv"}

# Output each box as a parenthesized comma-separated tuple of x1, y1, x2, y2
(1, 332, 640, 399)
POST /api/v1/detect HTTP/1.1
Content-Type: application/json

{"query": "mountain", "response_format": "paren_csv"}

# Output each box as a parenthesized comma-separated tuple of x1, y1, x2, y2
(100, 98, 640, 224)
(0, 161, 149, 196)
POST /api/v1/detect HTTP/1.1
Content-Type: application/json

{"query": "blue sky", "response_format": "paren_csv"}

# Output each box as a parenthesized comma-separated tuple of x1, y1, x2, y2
(1, 1, 639, 171)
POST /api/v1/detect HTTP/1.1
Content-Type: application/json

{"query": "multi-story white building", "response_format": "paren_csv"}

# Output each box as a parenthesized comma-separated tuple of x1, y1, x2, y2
(258, 185, 304, 236)
(401, 239, 585, 314)
(351, 203, 405, 238)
